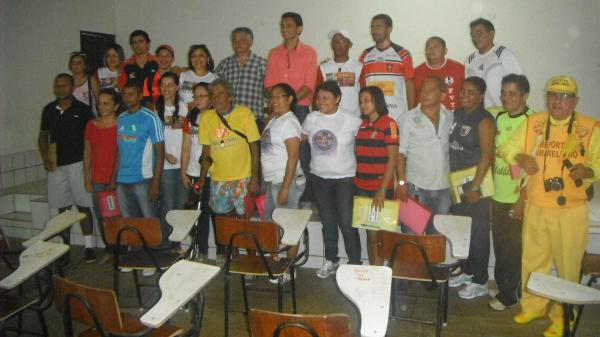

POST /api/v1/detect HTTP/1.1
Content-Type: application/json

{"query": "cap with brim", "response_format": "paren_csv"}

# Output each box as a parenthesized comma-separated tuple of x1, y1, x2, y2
(544, 75, 578, 95)
(328, 29, 351, 42)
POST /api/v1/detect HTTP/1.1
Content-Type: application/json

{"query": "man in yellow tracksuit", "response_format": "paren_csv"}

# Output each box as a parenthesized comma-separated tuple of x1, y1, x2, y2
(500, 76, 600, 337)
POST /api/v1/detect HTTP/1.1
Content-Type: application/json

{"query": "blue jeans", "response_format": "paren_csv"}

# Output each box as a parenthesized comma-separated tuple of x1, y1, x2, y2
(405, 183, 452, 234)
(91, 182, 114, 252)
(264, 179, 305, 221)
(451, 197, 490, 285)
(159, 169, 188, 244)
(117, 179, 158, 218)
(310, 174, 361, 264)
(294, 105, 312, 203)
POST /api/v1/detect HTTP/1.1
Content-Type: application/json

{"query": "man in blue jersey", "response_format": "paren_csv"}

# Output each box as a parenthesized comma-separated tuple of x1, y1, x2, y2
(116, 83, 165, 218)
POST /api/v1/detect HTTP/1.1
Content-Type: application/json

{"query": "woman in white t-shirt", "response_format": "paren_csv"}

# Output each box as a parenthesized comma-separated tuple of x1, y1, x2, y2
(155, 72, 188, 246)
(69, 51, 100, 116)
(262, 83, 305, 219)
(96, 43, 124, 92)
(302, 81, 363, 279)
(179, 44, 218, 108)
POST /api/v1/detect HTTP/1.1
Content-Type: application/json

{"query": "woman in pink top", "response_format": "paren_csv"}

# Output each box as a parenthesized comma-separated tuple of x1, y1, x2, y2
(83, 89, 120, 257)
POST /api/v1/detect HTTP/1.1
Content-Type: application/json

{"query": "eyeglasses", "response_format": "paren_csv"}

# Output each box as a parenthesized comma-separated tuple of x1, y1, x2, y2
(547, 92, 576, 100)
(268, 94, 289, 100)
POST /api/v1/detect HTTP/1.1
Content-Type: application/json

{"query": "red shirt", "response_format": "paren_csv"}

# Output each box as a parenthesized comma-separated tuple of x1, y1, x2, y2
(264, 41, 317, 106)
(84, 121, 117, 184)
(414, 59, 464, 110)
(354, 115, 399, 191)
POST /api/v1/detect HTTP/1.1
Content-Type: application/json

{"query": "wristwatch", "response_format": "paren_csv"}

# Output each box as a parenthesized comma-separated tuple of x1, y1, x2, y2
(470, 184, 480, 192)
(398, 180, 406, 186)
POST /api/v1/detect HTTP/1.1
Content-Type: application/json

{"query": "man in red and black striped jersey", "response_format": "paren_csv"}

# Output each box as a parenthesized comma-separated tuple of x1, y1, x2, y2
(359, 14, 416, 124)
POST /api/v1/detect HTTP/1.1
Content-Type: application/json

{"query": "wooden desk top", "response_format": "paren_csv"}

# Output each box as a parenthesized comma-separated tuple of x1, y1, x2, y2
(336, 265, 392, 337)
(166, 210, 200, 242)
(22, 211, 85, 247)
(433, 215, 471, 259)
(140, 260, 220, 328)
(272, 208, 312, 246)
(0, 241, 69, 290)
(527, 272, 600, 305)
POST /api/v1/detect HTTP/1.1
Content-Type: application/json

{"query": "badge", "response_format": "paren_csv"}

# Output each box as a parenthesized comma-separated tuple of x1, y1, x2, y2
(460, 126, 471, 136)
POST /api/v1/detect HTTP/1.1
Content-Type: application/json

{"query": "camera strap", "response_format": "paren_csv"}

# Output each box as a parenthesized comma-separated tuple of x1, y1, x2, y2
(542, 113, 575, 206)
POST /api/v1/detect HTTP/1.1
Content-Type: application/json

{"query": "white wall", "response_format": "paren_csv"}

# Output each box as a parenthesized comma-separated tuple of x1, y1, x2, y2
(1, 0, 600, 156)
(0, 0, 116, 156)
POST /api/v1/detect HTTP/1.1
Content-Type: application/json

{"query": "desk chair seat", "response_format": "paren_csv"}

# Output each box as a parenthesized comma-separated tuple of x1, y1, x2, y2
(377, 231, 449, 337)
(54, 276, 182, 337)
(248, 308, 352, 337)
(216, 216, 298, 337)
(103, 210, 197, 308)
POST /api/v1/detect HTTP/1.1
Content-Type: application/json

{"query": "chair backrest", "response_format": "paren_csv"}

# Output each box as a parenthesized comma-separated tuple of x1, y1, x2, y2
(103, 217, 162, 247)
(248, 309, 352, 337)
(377, 231, 446, 265)
(53, 276, 123, 331)
(215, 216, 280, 251)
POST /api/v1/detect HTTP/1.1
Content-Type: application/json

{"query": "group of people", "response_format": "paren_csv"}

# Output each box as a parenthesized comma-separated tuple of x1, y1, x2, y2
(37, 11, 599, 337)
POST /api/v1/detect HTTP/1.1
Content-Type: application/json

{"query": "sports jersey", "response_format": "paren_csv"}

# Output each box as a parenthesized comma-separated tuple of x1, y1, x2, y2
(316, 58, 363, 117)
(198, 106, 260, 181)
(359, 43, 415, 122)
(261, 111, 303, 183)
(302, 110, 362, 179)
(414, 59, 464, 110)
(117, 107, 164, 183)
(161, 102, 188, 170)
(96, 67, 119, 91)
(492, 107, 533, 203)
(465, 45, 522, 108)
(354, 115, 398, 190)
(179, 70, 218, 104)
(449, 106, 494, 171)
(118, 54, 158, 90)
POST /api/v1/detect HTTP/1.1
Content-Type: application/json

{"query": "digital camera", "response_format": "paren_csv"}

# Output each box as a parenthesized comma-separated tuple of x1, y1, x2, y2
(544, 177, 564, 192)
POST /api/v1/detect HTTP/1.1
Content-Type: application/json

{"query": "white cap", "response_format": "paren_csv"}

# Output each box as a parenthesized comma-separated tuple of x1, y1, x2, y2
(327, 29, 351, 42)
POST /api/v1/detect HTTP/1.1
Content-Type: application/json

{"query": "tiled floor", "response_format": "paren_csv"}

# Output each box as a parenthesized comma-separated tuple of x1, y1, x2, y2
(2, 246, 599, 337)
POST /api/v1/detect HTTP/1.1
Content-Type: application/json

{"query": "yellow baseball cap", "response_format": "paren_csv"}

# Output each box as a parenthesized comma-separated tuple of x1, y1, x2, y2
(544, 76, 578, 95)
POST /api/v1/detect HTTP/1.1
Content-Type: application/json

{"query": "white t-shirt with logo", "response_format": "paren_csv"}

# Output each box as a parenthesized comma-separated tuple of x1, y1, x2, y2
(318, 59, 363, 118)
(179, 70, 218, 104)
(97, 67, 119, 91)
(162, 102, 188, 170)
(261, 111, 303, 183)
(302, 110, 361, 179)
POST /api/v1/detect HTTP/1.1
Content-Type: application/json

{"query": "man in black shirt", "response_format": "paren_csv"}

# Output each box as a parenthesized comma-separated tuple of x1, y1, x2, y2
(118, 30, 159, 107)
(38, 73, 96, 263)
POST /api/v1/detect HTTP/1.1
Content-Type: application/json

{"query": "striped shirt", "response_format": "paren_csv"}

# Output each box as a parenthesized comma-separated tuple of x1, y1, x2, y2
(354, 115, 399, 190)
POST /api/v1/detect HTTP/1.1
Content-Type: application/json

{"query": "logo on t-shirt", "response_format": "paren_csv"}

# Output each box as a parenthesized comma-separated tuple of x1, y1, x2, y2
(312, 129, 337, 155)
(261, 129, 273, 153)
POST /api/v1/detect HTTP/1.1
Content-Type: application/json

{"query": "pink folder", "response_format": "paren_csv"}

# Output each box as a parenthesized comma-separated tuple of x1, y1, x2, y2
(398, 197, 432, 235)
(97, 190, 121, 218)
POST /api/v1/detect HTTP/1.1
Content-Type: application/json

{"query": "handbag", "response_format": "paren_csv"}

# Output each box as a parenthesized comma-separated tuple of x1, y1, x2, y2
(97, 190, 121, 217)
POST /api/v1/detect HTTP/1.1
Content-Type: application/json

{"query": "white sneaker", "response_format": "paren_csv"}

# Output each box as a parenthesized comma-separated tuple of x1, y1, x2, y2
(489, 297, 507, 311)
(449, 273, 472, 288)
(269, 270, 297, 285)
(142, 268, 156, 277)
(458, 283, 488, 300)
(316, 260, 339, 279)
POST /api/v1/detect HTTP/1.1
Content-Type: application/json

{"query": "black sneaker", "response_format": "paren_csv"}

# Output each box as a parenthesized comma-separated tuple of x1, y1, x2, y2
(85, 248, 97, 263)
